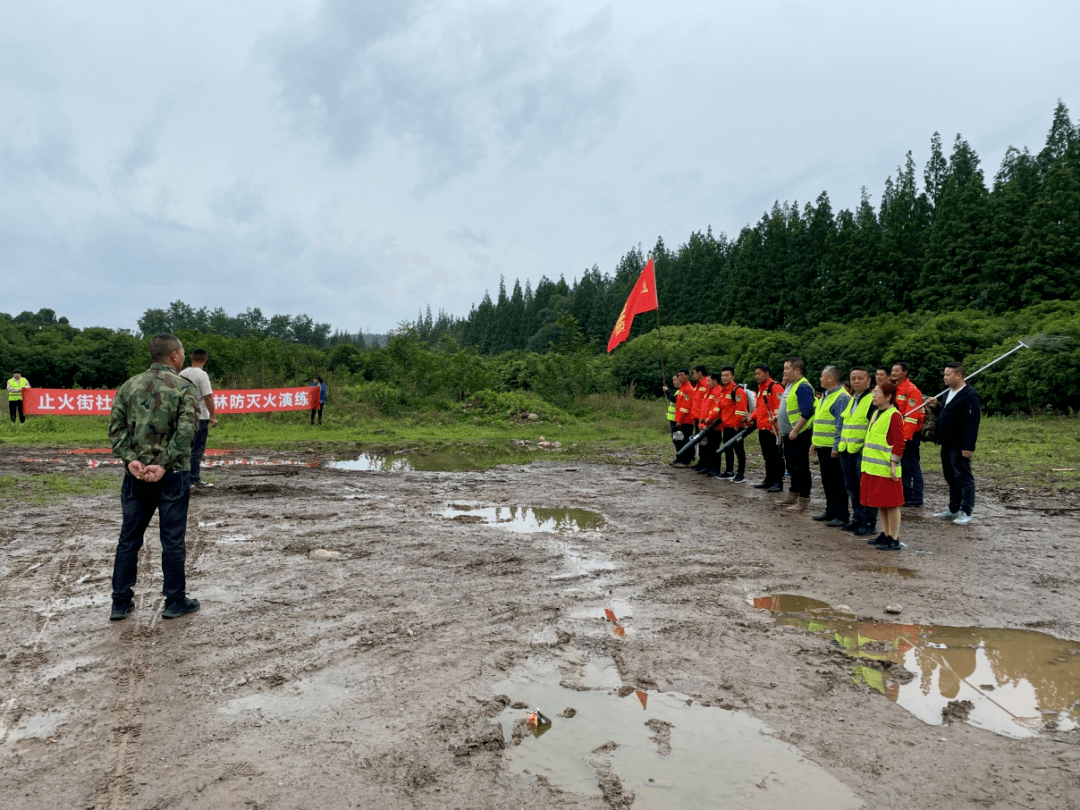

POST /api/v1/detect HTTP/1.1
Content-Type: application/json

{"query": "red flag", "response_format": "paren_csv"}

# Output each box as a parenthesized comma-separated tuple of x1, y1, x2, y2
(606, 257, 658, 353)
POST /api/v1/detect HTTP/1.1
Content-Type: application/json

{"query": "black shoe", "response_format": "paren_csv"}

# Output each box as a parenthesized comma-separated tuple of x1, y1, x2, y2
(717, 471, 734, 479)
(110, 601, 134, 621)
(812, 512, 831, 522)
(767, 483, 783, 493)
(162, 597, 200, 619)
(878, 536, 901, 551)
(868, 532, 887, 545)
(732, 474, 746, 484)
(840, 520, 859, 531)
(854, 524, 877, 537)
(826, 518, 849, 528)
(753, 481, 771, 489)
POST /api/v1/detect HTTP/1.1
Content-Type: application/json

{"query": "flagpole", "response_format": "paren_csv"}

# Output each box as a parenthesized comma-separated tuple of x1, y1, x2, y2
(651, 252, 667, 387)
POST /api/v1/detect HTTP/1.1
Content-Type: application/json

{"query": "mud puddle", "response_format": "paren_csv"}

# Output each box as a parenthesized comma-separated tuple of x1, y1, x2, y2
(219, 659, 373, 723)
(324, 453, 413, 471)
(441, 505, 603, 532)
(754, 594, 1080, 738)
(492, 658, 863, 809)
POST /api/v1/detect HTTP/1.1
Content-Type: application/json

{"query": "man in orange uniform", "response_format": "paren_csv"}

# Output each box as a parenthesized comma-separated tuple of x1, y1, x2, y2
(891, 362, 925, 507)
(716, 366, 750, 482)
(696, 372, 724, 475)
(688, 365, 711, 470)
(750, 364, 785, 491)
(669, 370, 696, 466)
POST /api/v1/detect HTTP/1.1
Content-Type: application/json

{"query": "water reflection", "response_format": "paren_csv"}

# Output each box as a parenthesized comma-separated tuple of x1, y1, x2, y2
(754, 594, 1080, 738)
(493, 659, 863, 810)
(442, 506, 603, 533)
(324, 454, 412, 471)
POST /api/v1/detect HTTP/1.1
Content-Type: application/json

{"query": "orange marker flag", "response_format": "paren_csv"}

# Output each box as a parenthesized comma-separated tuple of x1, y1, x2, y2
(607, 257, 658, 353)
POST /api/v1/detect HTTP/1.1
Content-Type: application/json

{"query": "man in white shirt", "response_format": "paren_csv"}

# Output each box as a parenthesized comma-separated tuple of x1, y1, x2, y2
(179, 349, 218, 488)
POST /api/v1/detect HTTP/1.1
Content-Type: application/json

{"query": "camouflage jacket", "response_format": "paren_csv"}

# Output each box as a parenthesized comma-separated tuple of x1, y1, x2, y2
(109, 364, 198, 472)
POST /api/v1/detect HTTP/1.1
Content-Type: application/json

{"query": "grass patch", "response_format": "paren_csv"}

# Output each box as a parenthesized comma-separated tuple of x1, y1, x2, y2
(0, 471, 119, 507)
(977, 415, 1080, 492)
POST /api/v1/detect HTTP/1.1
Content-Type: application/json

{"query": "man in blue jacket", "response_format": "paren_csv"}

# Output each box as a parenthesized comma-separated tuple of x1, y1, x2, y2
(927, 362, 981, 525)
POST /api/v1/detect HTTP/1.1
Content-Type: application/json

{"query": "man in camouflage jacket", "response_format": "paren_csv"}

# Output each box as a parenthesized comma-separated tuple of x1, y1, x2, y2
(108, 334, 200, 621)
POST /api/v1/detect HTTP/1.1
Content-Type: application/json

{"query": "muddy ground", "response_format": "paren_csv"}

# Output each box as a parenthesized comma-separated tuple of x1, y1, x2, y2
(2, 444, 1080, 809)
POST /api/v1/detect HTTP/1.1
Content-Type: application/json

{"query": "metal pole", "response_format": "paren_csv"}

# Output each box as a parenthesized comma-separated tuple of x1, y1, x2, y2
(906, 340, 1029, 416)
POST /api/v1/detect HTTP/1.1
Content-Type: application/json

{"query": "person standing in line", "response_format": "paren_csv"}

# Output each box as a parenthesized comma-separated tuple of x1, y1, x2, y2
(837, 366, 878, 537)
(696, 371, 724, 476)
(810, 365, 851, 526)
(891, 362, 925, 507)
(861, 380, 906, 551)
(750, 365, 785, 492)
(717, 366, 750, 482)
(669, 370, 695, 466)
(108, 335, 200, 621)
(776, 357, 816, 512)
(179, 349, 218, 490)
(662, 373, 680, 447)
(927, 362, 981, 525)
(310, 376, 327, 425)
(7, 370, 30, 424)
(687, 365, 710, 470)
(875, 367, 890, 388)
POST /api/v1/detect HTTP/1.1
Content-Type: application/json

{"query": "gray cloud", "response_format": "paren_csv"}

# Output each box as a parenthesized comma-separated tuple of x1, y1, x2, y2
(265, 0, 625, 183)
(112, 101, 174, 185)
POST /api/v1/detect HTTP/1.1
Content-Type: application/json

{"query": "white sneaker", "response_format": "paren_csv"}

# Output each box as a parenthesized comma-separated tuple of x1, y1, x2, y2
(953, 512, 973, 525)
(933, 509, 959, 519)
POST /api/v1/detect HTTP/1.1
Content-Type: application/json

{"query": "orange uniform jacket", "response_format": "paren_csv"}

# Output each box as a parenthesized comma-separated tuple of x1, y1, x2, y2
(675, 382, 696, 426)
(895, 379, 925, 440)
(699, 385, 723, 430)
(753, 378, 784, 429)
(690, 378, 711, 422)
(719, 382, 750, 429)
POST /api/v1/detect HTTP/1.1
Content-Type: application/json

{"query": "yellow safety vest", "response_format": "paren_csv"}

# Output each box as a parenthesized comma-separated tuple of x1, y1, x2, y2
(861, 407, 901, 480)
(838, 391, 874, 453)
(785, 378, 814, 435)
(812, 387, 846, 448)
(666, 400, 676, 421)
(6, 378, 29, 400)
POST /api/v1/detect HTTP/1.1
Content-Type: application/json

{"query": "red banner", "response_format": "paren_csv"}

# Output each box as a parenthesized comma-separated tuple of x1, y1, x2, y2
(22, 387, 319, 416)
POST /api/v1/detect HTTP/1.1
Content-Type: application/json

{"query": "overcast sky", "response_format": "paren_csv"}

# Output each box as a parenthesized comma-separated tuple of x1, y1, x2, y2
(2, 0, 1077, 335)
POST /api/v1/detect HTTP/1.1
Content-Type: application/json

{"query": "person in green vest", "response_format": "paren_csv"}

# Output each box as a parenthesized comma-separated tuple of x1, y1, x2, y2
(837, 365, 879, 537)
(811, 365, 851, 526)
(861, 380, 907, 551)
(776, 357, 816, 512)
(7, 370, 30, 424)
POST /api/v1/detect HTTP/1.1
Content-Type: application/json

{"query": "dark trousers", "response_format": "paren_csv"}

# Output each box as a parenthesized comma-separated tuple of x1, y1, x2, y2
(941, 447, 975, 515)
(9, 400, 24, 423)
(190, 419, 209, 483)
(698, 428, 718, 471)
(311, 405, 323, 424)
(840, 451, 877, 528)
(901, 434, 924, 505)
(721, 426, 746, 476)
(673, 423, 694, 460)
(758, 429, 785, 484)
(783, 430, 813, 497)
(815, 446, 849, 520)
(111, 471, 191, 606)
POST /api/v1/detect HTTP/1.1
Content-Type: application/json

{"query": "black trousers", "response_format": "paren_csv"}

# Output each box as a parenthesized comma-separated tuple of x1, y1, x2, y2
(783, 430, 813, 497)
(758, 429, 784, 484)
(721, 426, 746, 475)
(9, 400, 24, 423)
(941, 447, 975, 515)
(672, 423, 694, 460)
(816, 445, 850, 520)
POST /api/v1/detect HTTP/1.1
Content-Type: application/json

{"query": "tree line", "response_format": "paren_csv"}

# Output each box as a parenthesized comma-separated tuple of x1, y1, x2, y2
(3, 300, 1078, 418)
(412, 101, 1078, 354)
